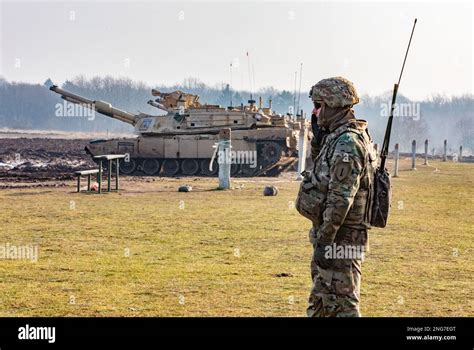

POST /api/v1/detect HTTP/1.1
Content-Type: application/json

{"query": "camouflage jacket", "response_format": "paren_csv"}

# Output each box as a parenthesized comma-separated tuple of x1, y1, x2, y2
(309, 119, 376, 245)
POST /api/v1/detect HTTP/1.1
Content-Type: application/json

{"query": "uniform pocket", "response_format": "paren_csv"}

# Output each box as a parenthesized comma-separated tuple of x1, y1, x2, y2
(344, 189, 368, 225)
(333, 269, 356, 296)
(315, 266, 335, 294)
(296, 181, 325, 226)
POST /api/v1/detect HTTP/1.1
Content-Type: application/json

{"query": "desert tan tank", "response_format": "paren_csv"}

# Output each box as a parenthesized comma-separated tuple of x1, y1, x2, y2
(50, 85, 301, 176)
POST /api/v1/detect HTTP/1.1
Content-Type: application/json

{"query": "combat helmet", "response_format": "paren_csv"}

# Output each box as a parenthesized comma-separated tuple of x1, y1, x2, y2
(309, 76, 359, 108)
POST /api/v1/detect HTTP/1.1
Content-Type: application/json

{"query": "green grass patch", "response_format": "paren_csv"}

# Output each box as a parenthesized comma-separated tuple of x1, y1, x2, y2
(0, 159, 472, 316)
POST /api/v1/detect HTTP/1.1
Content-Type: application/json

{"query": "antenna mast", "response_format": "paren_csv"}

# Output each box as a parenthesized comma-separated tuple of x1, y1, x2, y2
(229, 62, 233, 107)
(380, 18, 418, 170)
(296, 62, 303, 117)
(293, 71, 297, 118)
(247, 51, 253, 101)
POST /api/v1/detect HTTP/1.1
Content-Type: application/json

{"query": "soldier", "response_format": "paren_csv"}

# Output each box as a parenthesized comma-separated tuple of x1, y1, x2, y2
(298, 77, 377, 317)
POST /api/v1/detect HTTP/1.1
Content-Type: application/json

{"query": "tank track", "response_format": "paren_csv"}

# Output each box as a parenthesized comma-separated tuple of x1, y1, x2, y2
(95, 141, 297, 177)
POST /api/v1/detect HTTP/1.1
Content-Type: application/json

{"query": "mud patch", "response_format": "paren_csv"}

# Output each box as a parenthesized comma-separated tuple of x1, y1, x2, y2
(0, 138, 95, 183)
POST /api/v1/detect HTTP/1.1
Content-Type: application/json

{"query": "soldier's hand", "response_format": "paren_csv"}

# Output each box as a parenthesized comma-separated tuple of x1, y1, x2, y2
(314, 243, 331, 270)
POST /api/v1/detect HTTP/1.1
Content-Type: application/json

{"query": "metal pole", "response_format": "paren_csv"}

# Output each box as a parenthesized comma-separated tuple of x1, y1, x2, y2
(218, 128, 231, 190)
(411, 140, 416, 170)
(443, 140, 448, 162)
(424, 139, 428, 165)
(77, 176, 81, 193)
(116, 159, 120, 191)
(107, 159, 112, 192)
(302, 114, 308, 170)
(98, 160, 102, 194)
(394, 143, 399, 177)
(296, 119, 308, 180)
(459, 146, 463, 162)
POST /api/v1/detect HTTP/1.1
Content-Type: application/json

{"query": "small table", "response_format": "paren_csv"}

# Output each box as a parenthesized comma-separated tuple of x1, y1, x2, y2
(93, 154, 127, 193)
(74, 169, 99, 192)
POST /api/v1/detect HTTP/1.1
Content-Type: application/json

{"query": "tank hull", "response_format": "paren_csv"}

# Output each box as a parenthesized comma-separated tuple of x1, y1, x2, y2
(86, 127, 298, 177)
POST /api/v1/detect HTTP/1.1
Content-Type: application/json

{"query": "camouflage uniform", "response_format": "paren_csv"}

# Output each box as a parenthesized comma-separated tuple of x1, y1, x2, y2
(300, 77, 376, 317)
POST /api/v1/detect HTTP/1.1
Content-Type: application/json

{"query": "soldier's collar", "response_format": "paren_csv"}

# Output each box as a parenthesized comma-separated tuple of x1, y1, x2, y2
(327, 109, 355, 132)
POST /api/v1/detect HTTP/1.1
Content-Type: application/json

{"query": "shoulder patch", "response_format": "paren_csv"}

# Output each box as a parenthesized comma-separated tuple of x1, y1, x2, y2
(334, 162, 351, 181)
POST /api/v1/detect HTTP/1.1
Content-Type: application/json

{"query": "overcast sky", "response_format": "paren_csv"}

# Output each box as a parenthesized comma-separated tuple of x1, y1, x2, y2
(0, 0, 472, 100)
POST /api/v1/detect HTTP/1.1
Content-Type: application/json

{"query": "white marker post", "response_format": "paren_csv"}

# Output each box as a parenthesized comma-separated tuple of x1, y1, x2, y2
(394, 143, 399, 177)
(296, 118, 308, 180)
(218, 128, 231, 190)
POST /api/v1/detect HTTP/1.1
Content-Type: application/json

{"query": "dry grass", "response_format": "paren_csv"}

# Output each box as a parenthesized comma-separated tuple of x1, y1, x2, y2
(0, 158, 472, 316)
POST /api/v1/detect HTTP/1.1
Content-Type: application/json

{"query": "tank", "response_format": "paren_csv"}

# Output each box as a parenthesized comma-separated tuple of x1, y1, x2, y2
(50, 85, 302, 176)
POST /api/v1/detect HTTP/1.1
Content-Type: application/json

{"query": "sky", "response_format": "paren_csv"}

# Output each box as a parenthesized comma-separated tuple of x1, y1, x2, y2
(0, 0, 472, 100)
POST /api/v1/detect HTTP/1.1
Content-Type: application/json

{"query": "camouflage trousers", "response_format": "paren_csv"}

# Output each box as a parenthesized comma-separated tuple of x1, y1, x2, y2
(307, 230, 362, 317)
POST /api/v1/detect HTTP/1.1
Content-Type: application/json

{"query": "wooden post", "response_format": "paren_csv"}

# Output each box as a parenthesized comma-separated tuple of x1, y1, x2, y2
(424, 139, 428, 165)
(394, 143, 399, 177)
(218, 128, 231, 190)
(296, 119, 308, 180)
(98, 160, 102, 194)
(76, 176, 81, 193)
(411, 140, 416, 170)
(443, 139, 448, 162)
(459, 146, 463, 162)
(87, 174, 91, 191)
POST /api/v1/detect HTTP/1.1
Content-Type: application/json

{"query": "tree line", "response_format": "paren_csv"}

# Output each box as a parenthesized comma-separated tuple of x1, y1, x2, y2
(0, 75, 472, 154)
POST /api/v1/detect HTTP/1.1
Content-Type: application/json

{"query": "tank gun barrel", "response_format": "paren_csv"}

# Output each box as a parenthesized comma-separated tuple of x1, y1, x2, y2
(49, 85, 140, 126)
(147, 100, 169, 112)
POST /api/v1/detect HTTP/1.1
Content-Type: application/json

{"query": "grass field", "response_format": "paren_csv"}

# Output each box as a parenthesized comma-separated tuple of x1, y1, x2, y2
(0, 158, 472, 316)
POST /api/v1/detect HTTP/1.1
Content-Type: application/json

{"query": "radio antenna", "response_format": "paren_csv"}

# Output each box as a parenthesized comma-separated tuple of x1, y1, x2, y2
(293, 71, 297, 118)
(229, 62, 233, 107)
(380, 18, 417, 170)
(296, 62, 303, 117)
(247, 51, 253, 101)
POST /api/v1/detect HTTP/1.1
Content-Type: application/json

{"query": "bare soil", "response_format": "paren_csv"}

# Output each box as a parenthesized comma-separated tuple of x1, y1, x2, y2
(0, 138, 95, 185)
